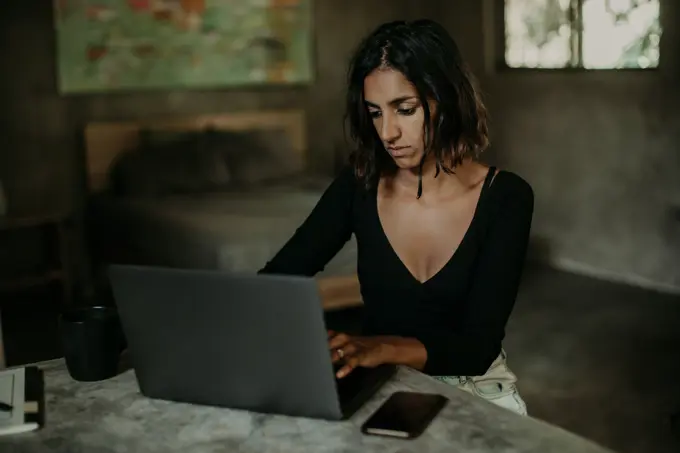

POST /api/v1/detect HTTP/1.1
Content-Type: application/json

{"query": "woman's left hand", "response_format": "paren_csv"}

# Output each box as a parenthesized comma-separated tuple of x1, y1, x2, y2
(328, 331, 399, 378)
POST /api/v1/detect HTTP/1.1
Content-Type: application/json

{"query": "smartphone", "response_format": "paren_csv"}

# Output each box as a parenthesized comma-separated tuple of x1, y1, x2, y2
(360, 391, 448, 439)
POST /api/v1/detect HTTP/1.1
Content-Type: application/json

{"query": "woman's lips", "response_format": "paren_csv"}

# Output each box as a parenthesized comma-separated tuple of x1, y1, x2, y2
(387, 146, 410, 157)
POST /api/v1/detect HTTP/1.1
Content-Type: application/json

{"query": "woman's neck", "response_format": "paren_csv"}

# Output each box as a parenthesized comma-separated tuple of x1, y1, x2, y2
(388, 157, 477, 197)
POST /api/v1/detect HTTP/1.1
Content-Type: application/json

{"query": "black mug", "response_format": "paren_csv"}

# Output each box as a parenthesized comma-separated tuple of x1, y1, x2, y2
(59, 306, 124, 382)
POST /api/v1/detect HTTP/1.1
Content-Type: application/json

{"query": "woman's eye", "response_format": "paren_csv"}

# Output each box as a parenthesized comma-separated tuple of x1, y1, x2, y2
(398, 107, 416, 116)
(369, 110, 382, 119)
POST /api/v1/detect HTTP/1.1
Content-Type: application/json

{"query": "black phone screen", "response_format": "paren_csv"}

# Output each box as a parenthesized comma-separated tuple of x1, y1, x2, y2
(361, 391, 448, 439)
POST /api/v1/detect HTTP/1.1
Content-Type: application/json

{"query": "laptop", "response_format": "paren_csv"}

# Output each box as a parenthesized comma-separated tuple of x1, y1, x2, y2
(107, 264, 396, 420)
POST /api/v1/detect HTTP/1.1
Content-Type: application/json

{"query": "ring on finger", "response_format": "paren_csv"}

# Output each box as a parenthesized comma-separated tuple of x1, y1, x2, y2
(337, 348, 345, 359)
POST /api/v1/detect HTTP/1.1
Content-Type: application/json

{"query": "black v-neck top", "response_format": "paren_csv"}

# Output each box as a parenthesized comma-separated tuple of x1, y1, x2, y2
(259, 165, 534, 376)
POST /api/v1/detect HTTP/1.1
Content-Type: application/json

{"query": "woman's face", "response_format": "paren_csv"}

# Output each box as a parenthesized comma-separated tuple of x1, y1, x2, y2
(363, 68, 429, 169)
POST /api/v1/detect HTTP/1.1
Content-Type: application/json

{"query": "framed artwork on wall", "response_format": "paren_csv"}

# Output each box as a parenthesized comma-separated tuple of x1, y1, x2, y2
(53, 0, 314, 94)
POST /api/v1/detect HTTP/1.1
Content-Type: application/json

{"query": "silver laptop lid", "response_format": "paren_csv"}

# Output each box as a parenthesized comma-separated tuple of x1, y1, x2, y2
(108, 265, 343, 420)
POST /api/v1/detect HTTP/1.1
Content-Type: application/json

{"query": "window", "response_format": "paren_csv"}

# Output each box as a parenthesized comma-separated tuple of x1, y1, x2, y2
(504, 0, 662, 69)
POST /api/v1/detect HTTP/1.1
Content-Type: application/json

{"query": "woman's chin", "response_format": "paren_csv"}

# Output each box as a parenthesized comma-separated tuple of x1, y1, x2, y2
(391, 154, 423, 169)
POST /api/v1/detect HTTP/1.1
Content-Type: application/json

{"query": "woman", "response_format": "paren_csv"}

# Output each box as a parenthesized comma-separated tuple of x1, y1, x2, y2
(259, 19, 534, 415)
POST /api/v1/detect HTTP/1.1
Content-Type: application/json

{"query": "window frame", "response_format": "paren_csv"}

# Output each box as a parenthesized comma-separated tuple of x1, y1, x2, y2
(494, 0, 662, 72)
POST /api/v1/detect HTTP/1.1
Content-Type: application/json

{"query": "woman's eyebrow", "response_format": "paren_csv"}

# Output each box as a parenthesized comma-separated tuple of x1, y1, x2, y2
(364, 96, 418, 108)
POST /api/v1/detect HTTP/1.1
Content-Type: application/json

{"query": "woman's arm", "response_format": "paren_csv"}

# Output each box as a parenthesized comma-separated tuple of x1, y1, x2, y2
(411, 175, 535, 376)
(258, 166, 357, 277)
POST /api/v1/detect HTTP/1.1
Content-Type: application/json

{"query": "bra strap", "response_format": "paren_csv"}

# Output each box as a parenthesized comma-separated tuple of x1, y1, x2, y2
(482, 166, 497, 190)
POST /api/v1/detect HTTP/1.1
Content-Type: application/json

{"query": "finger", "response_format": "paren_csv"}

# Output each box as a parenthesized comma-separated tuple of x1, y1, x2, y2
(337, 346, 386, 373)
(331, 342, 355, 363)
(328, 333, 351, 350)
(331, 342, 358, 363)
(336, 354, 362, 378)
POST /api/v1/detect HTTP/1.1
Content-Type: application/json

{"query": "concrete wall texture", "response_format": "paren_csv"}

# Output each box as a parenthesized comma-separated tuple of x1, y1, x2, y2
(0, 0, 678, 293)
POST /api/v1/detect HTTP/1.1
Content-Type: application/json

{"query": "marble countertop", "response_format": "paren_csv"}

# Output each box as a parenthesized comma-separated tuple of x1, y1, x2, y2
(0, 359, 612, 453)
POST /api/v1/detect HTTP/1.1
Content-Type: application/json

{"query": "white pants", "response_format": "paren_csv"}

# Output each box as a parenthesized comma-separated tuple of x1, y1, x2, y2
(434, 349, 528, 416)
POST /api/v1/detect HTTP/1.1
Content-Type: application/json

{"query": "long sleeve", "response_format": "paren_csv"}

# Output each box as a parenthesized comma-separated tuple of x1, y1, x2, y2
(417, 175, 535, 376)
(258, 166, 357, 277)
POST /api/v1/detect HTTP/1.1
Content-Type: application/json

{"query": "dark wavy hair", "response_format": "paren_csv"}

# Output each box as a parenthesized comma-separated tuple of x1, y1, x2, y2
(344, 19, 489, 188)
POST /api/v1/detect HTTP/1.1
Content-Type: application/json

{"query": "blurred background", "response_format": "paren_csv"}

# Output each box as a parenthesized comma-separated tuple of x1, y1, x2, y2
(0, 1, 678, 452)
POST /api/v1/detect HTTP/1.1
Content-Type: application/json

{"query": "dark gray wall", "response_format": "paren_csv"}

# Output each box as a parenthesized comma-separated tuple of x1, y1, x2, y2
(1, 0, 678, 293)
(441, 0, 680, 293)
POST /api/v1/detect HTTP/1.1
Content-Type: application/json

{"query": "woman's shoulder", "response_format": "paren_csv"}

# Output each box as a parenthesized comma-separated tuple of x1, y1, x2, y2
(320, 164, 367, 202)
(494, 169, 533, 195)
(489, 169, 534, 210)
(331, 164, 371, 193)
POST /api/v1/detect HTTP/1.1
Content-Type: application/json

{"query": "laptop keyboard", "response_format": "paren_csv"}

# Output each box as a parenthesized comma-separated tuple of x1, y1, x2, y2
(333, 364, 391, 409)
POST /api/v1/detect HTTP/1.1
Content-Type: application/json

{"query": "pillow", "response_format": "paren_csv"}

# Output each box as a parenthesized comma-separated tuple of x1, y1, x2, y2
(139, 129, 196, 148)
(203, 128, 303, 187)
(110, 131, 231, 197)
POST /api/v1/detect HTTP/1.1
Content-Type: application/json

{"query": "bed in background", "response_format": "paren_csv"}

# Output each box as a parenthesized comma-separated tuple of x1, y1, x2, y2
(85, 110, 361, 311)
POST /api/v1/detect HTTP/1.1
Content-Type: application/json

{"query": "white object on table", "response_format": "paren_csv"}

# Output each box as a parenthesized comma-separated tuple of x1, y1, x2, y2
(0, 367, 39, 436)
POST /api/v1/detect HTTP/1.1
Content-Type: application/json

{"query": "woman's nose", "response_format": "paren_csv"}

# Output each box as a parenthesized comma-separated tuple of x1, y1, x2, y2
(379, 115, 400, 143)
